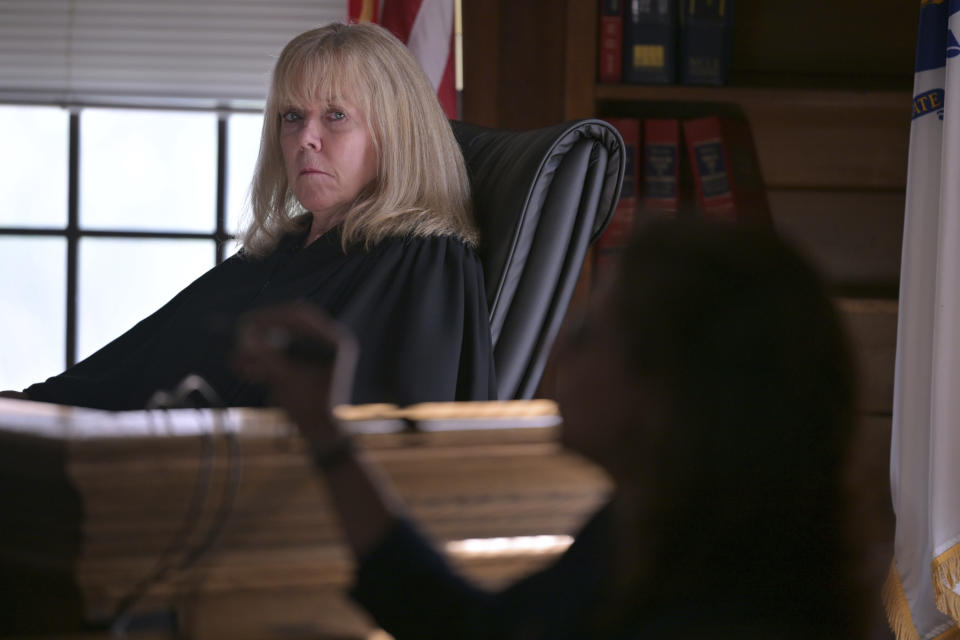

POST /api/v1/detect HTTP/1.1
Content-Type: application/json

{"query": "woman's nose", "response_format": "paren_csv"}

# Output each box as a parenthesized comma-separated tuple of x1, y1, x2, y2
(299, 120, 322, 151)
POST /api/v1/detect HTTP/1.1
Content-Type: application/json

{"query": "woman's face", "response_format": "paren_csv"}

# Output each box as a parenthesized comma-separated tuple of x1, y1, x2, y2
(279, 96, 378, 219)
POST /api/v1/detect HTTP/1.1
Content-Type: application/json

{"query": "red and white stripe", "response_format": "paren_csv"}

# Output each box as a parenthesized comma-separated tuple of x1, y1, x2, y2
(348, 0, 457, 119)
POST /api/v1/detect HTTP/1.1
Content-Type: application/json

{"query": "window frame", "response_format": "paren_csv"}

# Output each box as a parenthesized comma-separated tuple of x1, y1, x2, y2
(0, 103, 262, 370)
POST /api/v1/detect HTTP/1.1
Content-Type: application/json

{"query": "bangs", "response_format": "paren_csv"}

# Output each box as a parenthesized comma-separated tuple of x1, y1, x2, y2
(272, 39, 369, 112)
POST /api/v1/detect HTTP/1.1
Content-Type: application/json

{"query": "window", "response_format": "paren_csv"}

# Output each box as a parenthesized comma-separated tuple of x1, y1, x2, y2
(80, 109, 219, 232)
(0, 104, 263, 390)
(0, 0, 346, 391)
(0, 236, 66, 390)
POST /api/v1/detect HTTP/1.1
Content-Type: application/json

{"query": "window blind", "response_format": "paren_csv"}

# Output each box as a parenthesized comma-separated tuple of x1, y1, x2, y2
(0, 0, 345, 109)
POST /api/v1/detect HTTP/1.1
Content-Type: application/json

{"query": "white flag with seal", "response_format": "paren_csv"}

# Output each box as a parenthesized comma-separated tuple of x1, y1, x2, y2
(886, 1, 960, 639)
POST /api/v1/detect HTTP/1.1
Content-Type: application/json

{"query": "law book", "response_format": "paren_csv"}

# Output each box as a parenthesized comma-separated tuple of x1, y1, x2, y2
(682, 115, 771, 225)
(678, 0, 734, 85)
(642, 118, 680, 212)
(622, 0, 677, 84)
(596, 117, 641, 278)
(598, 0, 624, 83)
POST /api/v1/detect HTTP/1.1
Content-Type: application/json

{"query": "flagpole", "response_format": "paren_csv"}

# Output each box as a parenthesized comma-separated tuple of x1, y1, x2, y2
(455, 0, 463, 120)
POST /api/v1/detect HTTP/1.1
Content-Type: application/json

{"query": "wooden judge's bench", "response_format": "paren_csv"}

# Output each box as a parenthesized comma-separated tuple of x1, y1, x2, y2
(0, 399, 610, 639)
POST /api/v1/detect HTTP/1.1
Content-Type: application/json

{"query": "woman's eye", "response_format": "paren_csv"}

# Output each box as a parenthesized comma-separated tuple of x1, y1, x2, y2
(280, 111, 301, 123)
(328, 111, 346, 121)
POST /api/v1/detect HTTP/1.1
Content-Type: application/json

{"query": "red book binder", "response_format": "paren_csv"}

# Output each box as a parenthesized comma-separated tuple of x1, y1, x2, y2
(642, 118, 680, 212)
(599, 0, 624, 83)
(682, 116, 771, 225)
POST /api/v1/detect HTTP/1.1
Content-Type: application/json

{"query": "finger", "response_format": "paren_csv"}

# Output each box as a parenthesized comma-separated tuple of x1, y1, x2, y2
(237, 306, 353, 362)
(233, 305, 359, 406)
(240, 304, 351, 342)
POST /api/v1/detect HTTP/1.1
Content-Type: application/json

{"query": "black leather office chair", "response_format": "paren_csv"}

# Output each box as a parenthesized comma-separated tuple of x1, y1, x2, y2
(452, 119, 626, 400)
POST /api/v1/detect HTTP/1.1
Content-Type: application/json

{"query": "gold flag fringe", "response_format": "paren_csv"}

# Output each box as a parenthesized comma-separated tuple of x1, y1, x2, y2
(934, 628, 960, 640)
(885, 561, 923, 640)
(932, 544, 960, 623)
(935, 626, 960, 640)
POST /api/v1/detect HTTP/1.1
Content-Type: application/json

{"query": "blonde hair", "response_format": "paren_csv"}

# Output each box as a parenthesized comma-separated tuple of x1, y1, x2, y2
(240, 22, 476, 257)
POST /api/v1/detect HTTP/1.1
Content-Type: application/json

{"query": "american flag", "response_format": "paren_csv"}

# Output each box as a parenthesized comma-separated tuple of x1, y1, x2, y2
(348, 0, 457, 118)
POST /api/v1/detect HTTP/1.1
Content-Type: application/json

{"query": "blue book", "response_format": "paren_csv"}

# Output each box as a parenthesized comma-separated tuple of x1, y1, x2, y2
(679, 0, 734, 85)
(623, 0, 677, 84)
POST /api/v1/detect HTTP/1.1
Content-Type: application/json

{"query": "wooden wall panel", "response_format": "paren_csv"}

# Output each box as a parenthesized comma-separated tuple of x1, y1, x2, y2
(462, 0, 600, 129)
(497, 0, 566, 130)
(461, 0, 500, 128)
(839, 299, 898, 415)
(770, 189, 904, 292)
(730, 0, 918, 79)
(562, 0, 598, 121)
(745, 91, 911, 189)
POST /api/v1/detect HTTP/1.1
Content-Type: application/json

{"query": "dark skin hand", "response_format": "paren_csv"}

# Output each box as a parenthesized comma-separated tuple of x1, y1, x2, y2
(234, 305, 357, 442)
(234, 304, 401, 558)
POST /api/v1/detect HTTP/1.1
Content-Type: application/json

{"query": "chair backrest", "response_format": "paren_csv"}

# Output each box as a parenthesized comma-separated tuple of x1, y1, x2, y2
(451, 119, 626, 400)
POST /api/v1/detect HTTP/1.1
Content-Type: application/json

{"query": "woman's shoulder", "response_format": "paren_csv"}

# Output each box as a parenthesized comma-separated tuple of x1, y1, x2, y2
(375, 231, 480, 258)
(367, 232, 484, 277)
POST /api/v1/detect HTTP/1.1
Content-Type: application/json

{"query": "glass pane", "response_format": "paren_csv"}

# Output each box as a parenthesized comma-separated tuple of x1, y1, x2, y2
(227, 112, 264, 237)
(78, 238, 214, 360)
(0, 237, 66, 391)
(0, 105, 69, 228)
(80, 109, 217, 232)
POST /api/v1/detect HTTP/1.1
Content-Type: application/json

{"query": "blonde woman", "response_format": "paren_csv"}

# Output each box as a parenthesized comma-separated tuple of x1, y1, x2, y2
(20, 23, 496, 409)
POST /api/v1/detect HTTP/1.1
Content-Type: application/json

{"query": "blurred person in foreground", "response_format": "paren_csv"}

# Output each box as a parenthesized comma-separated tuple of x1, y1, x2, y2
(6, 22, 494, 409)
(235, 218, 884, 639)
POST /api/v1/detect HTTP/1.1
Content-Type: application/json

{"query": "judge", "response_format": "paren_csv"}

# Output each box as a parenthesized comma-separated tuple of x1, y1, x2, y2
(10, 23, 496, 410)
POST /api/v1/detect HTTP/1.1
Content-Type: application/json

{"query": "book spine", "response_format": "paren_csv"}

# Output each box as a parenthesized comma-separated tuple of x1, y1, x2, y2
(597, 117, 641, 277)
(622, 0, 677, 84)
(683, 116, 736, 220)
(679, 0, 733, 85)
(642, 118, 680, 212)
(599, 0, 624, 83)
(716, 116, 772, 225)
(683, 115, 772, 225)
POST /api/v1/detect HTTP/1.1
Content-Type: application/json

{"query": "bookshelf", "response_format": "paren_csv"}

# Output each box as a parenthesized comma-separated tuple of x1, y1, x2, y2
(559, 0, 916, 116)
(463, 0, 914, 412)
(463, 0, 915, 298)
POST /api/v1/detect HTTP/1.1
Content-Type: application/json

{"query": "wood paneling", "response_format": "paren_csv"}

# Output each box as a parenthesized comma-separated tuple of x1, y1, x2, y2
(771, 189, 904, 292)
(729, 0, 918, 79)
(839, 298, 898, 415)
(461, 0, 500, 128)
(745, 92, 910, 190)
(562, 0, 598, 121)
(497, 1, 566, 129)
(461, 0, 599, 129)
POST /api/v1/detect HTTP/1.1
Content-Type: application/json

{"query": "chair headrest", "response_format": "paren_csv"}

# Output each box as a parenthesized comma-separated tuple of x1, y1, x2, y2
(452, 119, 626, 399)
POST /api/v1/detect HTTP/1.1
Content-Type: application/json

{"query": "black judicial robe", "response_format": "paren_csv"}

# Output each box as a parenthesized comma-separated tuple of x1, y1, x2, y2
(24, 228, 497, 410)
